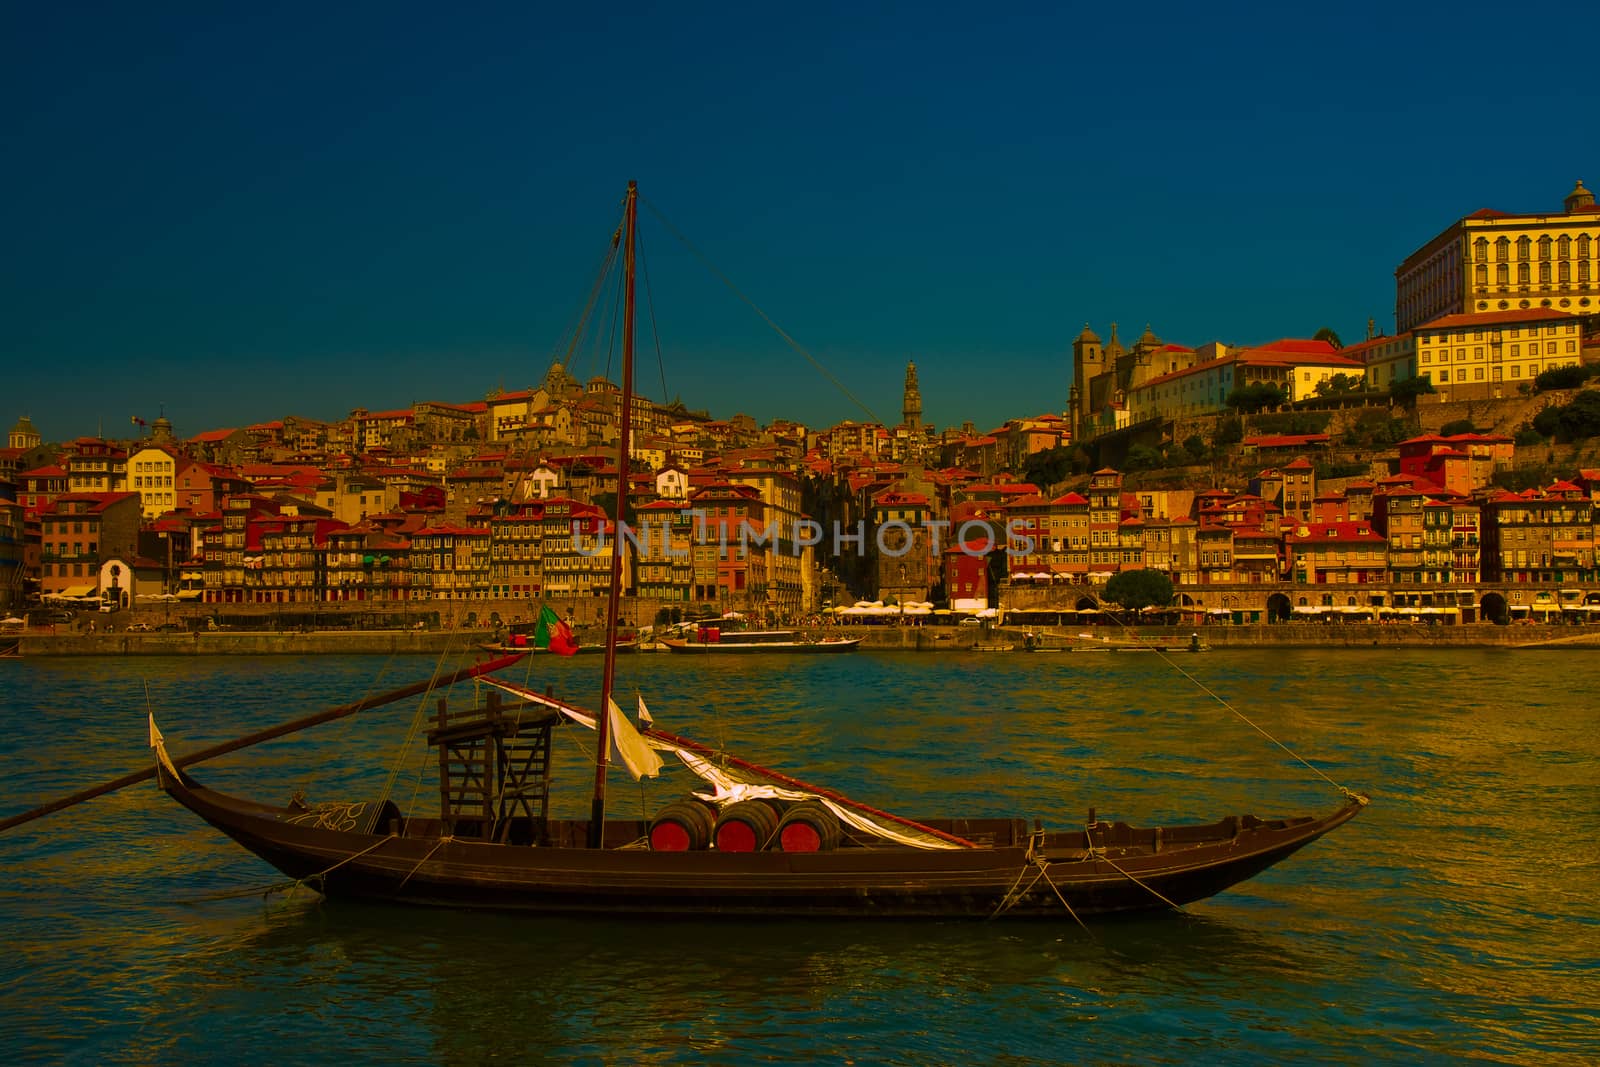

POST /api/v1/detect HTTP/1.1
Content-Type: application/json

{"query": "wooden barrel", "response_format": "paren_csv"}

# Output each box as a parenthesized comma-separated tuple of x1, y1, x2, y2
(648, 799, 717, 851)
(775, 800, 841, 852)
(712, 799, 780, 852)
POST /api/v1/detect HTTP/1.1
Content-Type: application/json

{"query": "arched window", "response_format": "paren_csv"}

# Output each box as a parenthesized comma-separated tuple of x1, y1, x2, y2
(1519, 262, 1530, 285)
(1497, 262, 1509, 286)
(1518, 236, 1531, 260)
(1540, 262, 1551, 284)
(1496, 237, 1510, 261)
(1578, 234, 1591, 259)
(1474, 237, 1489, 262)
(1538, 235, 1552, 260)
(1558, 234, 1571, 258)
(1475, 264, 1488, 288)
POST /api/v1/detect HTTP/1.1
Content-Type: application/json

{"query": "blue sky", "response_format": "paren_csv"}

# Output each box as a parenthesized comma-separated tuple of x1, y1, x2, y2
(5, 2, 1595, 445)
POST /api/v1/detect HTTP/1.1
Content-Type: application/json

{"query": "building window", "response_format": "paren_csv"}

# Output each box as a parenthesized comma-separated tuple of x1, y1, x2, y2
(1475, 367, 1485, 380)
(1518, 236, 1531, 260)
(1518, 263, 1530, 285)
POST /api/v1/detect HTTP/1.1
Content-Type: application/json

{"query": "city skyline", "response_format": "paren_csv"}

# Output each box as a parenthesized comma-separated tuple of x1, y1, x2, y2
(7, 2, 1596, 444)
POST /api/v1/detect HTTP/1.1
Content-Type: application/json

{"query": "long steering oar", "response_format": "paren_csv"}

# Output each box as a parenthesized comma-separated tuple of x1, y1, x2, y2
(0, 652, 527, 834)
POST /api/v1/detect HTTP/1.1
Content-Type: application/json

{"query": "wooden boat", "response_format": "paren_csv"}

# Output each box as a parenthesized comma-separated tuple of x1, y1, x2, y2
(659, 629, 861, 654)
(479, 639, 639, 655)
(149, 687, 1365, 918)
(140, 181, 1366, 920)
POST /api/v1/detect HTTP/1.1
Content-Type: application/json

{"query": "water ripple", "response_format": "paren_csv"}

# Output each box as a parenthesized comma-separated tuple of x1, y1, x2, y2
(3, 649, 1597, 1064)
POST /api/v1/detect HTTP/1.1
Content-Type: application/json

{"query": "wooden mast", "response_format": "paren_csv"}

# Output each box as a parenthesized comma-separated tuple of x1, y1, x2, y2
(589, 179, 637, 847)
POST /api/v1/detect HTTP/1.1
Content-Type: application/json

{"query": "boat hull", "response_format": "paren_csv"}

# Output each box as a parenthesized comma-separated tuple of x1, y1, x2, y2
(156, 762, 1362, 919)
(660, 637, 862, 654)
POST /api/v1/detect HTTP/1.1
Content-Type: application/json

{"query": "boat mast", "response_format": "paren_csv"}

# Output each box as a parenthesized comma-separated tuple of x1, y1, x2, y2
(590, 180, 637, 847)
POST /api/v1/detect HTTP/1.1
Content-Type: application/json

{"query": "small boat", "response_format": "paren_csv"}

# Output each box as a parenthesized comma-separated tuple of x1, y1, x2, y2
(659, 628, 861, 654)
(133, 181, 1364, 921)
(480, 639, 639, 655)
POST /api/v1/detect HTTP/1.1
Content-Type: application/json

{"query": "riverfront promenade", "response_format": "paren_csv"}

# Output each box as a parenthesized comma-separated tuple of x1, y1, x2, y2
(10, 622, 1599, 656)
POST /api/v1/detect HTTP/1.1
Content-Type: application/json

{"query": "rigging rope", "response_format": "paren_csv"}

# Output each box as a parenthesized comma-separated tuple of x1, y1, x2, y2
(639, 194, 885, 426)
(375, 647, 456, 822)
(637, 224, 673, 407)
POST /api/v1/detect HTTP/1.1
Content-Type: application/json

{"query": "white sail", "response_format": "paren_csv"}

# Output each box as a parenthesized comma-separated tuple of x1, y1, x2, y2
(607, 697, 663, 780)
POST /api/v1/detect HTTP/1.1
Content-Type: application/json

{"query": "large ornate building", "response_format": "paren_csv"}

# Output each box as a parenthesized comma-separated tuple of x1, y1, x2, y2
(1069, 323, 1201, 441)
(1394, 179, 1599, 334)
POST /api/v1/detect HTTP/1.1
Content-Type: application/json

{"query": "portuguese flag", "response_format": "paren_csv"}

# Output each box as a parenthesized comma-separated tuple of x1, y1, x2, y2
(534, 604, 579, 656)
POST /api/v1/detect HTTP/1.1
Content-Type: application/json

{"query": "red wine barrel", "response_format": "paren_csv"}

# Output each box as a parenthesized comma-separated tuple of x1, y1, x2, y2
(712, 799, 780, 852)
(648, 799, 717, 851)
(775, 800, 841, 852)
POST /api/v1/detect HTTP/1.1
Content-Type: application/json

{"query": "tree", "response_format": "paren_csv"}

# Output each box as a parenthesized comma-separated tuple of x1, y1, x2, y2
(1313, 373, 1364, 398)
(1313, 327, 1344, 350)
(1182, 434, 1208, 462)
(1103, 569, 1175, 612)
(1389, 376, 1437, 407)
(1022, 445, 1074, 489)
(1535, 365, 1588, 391)
(1226, 382, 1287, 413)
(1343, 408, 1415, 448)
(1439, 419, 1479, 437)
(1554, 390, 1600, 441)
(1123, 443, 1161, 471)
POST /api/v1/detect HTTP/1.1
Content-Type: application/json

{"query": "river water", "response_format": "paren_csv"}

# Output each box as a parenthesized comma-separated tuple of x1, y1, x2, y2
(1, 649, 1595, 1064)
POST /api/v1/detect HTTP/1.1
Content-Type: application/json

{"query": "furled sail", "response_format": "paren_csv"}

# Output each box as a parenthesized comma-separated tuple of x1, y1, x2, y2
(481, 677, 965, 849)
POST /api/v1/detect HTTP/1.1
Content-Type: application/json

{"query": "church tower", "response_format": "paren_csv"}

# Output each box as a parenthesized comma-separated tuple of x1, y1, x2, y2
(1070, 324, 1104, 445)
(1565, 178, 1594, 214)
(8, 415, 41, 451)
(902, 360, 922, 431)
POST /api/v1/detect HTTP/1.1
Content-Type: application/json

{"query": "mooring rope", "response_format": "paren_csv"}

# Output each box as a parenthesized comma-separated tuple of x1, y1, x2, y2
(1092, 847, 1185, 913)
(288, 834, 398, 900)
(1103, 609, 1367, 804)
(989, 833, 1091, 932)
(396, 836, 453, 892)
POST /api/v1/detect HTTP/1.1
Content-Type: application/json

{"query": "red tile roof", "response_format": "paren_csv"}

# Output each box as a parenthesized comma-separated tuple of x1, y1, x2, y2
(1418, 307, 1577, 330)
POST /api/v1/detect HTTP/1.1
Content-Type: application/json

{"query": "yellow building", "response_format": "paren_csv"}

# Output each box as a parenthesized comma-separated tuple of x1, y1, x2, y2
(1121, 339, 1362, 423)
(1340, 332, 1417, 392)
(1395, 179, 1599, 333)
(127, 445, 181, 519)
(1414, 308, 1584, 399)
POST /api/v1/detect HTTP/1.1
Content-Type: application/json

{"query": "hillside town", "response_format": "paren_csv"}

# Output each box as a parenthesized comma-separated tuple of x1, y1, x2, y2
(3, 180, 1600, 632)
